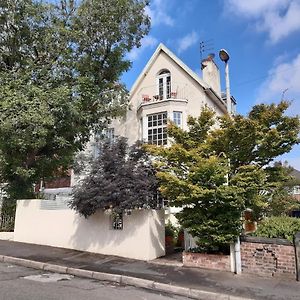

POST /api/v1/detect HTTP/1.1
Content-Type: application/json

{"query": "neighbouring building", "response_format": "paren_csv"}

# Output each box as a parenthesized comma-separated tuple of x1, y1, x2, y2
(291, 168, 300, 201)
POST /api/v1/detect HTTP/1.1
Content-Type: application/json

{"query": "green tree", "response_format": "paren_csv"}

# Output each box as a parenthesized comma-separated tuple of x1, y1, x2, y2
(148, 102, 300, 252)
(69, 138, 160, 218)
(210, 101, 300, 219)
(0, 0, 150, 202)
(147, 107, 244, 252)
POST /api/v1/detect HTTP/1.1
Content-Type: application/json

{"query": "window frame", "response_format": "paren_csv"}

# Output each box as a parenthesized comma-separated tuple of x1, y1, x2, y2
(147, 112, 168, 146)
(173, 111, 182, 128)
(156, 70, 171, 100)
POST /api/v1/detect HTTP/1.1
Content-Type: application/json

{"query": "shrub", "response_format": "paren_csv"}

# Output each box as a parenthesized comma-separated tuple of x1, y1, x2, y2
(0, 198, 16, 232)
(253, 216, 300, 242)
(69, 138, 160, 217)
(165, 221, 177, 238)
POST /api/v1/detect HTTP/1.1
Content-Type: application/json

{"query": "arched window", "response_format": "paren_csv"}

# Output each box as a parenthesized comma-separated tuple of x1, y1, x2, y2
(157, 69, 171, 99)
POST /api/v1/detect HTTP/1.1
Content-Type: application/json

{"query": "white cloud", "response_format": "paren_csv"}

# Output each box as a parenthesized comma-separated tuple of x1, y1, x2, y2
(256, 53, 300, 171)
(273, 52, 290, 66)
(177, 31, 198, 54)
(224, 0, 300, 43)
(225, 0, 289, 17)
(145, 0, 174, 27)
(256, 53, 300, 110)
(127, 36, 158, 61)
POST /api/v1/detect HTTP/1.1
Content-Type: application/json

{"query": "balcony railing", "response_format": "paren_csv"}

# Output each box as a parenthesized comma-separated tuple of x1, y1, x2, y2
(137, 82, 188, 106)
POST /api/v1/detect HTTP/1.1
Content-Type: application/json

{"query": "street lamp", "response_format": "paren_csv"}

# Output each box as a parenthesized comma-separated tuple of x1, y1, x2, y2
(219, 49, 231, 115)
(218, 53, 241, 273)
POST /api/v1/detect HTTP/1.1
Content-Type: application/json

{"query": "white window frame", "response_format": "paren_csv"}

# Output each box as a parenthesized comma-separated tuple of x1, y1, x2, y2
(147, 112, 168, 145)
(105, 128, 115, 142)
(156, 70, 171, 100)
(173, 111, 182, 128)
(93, 127, 115, 158)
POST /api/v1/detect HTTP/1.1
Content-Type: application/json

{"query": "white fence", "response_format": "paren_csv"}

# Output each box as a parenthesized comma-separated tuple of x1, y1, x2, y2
(14, 199, 165, 260)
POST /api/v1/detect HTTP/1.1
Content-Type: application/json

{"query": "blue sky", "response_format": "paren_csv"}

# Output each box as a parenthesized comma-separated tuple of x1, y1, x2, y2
(122, 0, 300, 170)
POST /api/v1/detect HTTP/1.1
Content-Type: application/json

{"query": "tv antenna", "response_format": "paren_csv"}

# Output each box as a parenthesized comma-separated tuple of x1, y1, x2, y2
(200, 39, 214, 61)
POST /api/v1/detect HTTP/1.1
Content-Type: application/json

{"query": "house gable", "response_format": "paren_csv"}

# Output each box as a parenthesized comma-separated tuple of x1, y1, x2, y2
(130, 43, 208, 97)
(129, 43, 226, 115)
(116, 44, 228, 145)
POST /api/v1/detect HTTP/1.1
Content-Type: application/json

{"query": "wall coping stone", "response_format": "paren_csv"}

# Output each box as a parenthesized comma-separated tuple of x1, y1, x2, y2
(241, 235, 293, 246)
(183, 250, 230, 257)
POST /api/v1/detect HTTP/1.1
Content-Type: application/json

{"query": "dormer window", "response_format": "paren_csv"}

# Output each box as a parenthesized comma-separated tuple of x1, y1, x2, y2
(157, 69, 171, 100)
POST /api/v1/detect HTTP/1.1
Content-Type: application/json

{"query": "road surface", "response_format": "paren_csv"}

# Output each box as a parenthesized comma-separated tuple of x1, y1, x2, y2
(0, 262, 187, 300)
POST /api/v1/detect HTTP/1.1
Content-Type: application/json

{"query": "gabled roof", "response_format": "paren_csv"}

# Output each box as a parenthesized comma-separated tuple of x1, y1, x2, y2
(130, 43, 209, 96)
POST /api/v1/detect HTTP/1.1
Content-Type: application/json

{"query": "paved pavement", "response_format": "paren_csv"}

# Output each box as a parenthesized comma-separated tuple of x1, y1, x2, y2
(0, 240, 299, 299)
(0, 262, 186, 300)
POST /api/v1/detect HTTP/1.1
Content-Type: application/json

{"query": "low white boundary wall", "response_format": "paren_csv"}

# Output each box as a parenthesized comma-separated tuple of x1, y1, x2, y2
(14, 199, 165, 260)
(0, 232, 14, 241)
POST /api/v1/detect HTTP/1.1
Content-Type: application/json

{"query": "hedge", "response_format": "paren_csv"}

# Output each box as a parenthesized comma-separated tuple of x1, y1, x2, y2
(253, 216, 300, 242)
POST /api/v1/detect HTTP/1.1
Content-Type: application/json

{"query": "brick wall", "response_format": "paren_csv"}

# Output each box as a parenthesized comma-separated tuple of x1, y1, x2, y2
(241, 236, 296, 279)
(183, 251, 231, 272)
(35, 176, 71, 192)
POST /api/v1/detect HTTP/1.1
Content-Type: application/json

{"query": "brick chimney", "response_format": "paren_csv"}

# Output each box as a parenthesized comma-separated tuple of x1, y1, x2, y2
(201, 54, 221, 97)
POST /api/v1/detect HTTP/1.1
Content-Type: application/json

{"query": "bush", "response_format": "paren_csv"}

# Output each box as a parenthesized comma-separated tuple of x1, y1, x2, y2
(0, 198, 15, 232)
(165, 221, 177, 238)
(253, 216, 300, 242)
(70, 138, 160, 217)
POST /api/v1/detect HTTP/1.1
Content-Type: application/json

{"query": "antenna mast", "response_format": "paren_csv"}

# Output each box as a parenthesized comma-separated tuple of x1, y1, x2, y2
(200, 39, 214, 61)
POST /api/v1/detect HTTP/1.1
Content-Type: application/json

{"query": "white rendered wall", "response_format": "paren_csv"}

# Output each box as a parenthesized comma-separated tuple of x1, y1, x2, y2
(14, 199, 165, 260)
(0, 232, 14, 241)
